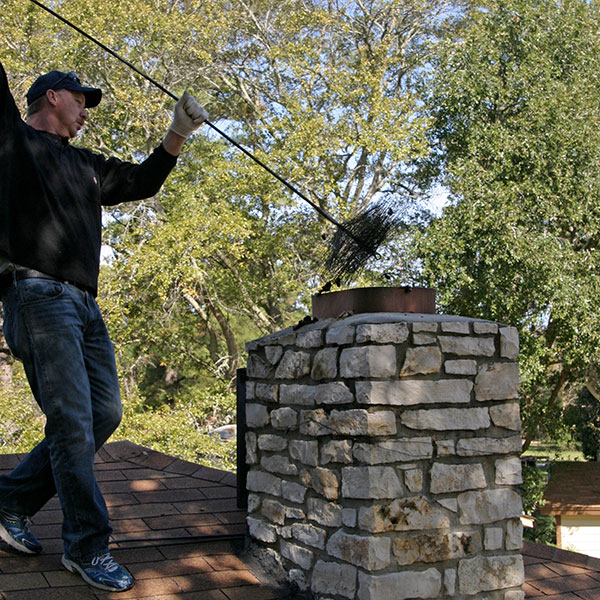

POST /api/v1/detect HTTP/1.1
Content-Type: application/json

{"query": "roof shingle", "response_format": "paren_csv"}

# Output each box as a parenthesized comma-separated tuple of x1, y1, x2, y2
(0, 441, 284, 599)
(1, 442, 600, 598)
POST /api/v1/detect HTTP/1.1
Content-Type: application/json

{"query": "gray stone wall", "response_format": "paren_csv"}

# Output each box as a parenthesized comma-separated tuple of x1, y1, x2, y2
(245, 313, 524, 600)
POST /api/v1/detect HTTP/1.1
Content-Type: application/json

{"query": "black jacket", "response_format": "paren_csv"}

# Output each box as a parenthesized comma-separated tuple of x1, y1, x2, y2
(0, 61, 178, 295)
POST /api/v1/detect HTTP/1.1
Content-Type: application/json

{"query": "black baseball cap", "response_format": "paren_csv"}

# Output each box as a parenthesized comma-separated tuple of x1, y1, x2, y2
(26, 70, 102, 108)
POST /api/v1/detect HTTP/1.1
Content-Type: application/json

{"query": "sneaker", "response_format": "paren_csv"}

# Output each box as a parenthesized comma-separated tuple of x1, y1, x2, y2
(62, 552, 133, 592)
(0, 507, 42, 554)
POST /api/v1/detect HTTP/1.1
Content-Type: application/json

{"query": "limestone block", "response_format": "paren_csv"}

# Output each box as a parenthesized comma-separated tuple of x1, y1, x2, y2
(311, 560, 357, 599)
(441, 321, 470, 334)
(356, 379, 472, 407)
(458, 489, 523, 524)
(275, 350, 311, 379)
(484, 527, 503, 550)
(289, 440, 318, 466)
(291, 523, 327, 549)
(439, 336, 495, 357)
(413, 322, 438, 333)
(311, 467, 340, 500)
(328, 409, 374, 436)
(437, 498, 458, 513)
(296, 329, 323, 348)
(286, 506, 305, 520)
(506, 518, 523, 550)
(317, 382, 354, 405)
(321, 440, 353, 465)
(261, 455, 298, 476)
(247, 493, 261, 513)
(404, 468, 423, 492)
(247, 516, 278, 543)
(279, 525, 293, 539)
(308, 498, 342, 527)
(496, 457, 523, 485)
(271, 407, 298, 430)
(445, 359, 477, 375)
(457, 436, 522, 456)
(402, 407, 490, 431)
(327, 530, 391, 570)
(365, 411, 397, 436)
(340, 346, 397, 378)
(473, 322, 498, 335)
(299, 408, 329, 436)
(343, 508, 357, 527)
(359, 496, 450, 533)
(288, 569, 308, 591)
(392, 530, 482, 565)
(246, 403, 269, 428)
(458, 555, 524, 595)
(444, 569, 457, 596)
(352, 438, 433, 464)
(500, 326, 519, 359)
(246, 432, 257, 464)
(358, 569, 442, 600)
(280, 540, 314, 570)
(436, 440, 455, 456)
(342, 466, 403, 499)
(261, 499, 286, 525)
(400, 346, 442, 375)
(246, 381, 256, 400)
(281, 382, 353, 408)
(280, 384, 316, 406)
(430, 463, 487, 494)
(475, 362, 519, 401)
(247, 353, 275, 379)
(281, 481, 307, 504)
(490, 402, 522, 430)
(265, 345, 284, 365)
(246, 471, 282, 496)
(255, 383, 278, 402)
(326, 325, 355, 345)
(302, 409, 396, 437)
(505, 592, 526, 600)
(356, 322, 409, 344)
(311, 348, 338, 380)
(413, 333, 437, 345)
(258, 434, 288, 451)
(258, 329, 296, 347)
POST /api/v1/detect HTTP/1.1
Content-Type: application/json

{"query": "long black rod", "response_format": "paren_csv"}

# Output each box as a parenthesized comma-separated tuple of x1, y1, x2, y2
(26, 0, 374, 252)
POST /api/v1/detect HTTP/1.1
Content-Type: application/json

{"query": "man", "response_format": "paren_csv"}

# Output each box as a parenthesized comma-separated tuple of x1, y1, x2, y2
(0, 62, 207, 592)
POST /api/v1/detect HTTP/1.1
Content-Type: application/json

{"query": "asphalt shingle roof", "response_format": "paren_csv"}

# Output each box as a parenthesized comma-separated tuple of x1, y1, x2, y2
(0, 441, 283, 600)
(522, 539, 600, 598)
(1, 442, 599, 599)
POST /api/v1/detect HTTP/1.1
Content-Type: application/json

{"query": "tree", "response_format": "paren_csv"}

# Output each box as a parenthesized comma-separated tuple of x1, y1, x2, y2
(0, 0, 446, 408)
(414, 0, 600, 448)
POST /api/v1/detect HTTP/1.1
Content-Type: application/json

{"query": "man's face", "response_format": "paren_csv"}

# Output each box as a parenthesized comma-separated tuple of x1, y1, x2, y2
(53, 89, 88, 138)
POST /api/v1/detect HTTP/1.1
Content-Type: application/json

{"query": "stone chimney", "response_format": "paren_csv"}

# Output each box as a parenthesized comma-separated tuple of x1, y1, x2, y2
(244, 312, 524, 600)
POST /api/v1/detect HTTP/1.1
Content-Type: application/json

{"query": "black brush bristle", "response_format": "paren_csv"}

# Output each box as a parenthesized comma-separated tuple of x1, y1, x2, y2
(324, 199, 399, 284)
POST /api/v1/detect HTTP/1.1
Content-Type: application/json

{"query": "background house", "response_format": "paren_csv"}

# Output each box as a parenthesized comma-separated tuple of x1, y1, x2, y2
(541, 461, 600, 559)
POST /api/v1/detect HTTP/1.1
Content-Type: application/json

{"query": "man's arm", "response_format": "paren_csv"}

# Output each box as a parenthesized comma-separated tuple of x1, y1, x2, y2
(162, 91, 208, 156)
(162, 129, 187, 156)
(0, 60, 22, 127)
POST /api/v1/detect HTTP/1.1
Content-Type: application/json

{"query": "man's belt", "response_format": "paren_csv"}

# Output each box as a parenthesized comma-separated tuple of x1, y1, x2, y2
(0, 269, 92, 295)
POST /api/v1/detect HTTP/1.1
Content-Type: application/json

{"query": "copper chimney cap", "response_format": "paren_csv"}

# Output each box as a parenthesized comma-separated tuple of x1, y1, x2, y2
(311, 287, 436, 319)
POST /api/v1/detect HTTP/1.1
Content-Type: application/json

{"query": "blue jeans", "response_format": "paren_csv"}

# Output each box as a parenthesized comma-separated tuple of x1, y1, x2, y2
(0, 276, 123, 561)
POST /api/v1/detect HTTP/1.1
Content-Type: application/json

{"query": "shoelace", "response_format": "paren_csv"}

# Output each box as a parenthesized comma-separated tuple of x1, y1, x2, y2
(3, 510, 32, 533)
(90, 552, 119, 573)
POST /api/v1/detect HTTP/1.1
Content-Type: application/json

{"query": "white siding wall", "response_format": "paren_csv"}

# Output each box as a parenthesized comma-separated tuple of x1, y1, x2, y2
(560, 515, 600, 558)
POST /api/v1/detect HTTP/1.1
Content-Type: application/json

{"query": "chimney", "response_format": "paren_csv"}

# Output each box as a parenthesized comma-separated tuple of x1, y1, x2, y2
(244, 296, 524, 600)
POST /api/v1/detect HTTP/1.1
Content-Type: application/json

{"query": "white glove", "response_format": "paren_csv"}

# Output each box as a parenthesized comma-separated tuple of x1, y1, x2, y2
(170, 90, 208, 138)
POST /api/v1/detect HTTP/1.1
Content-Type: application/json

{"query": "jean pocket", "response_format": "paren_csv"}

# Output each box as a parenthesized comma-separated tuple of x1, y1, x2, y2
(18, 278, 65, 305)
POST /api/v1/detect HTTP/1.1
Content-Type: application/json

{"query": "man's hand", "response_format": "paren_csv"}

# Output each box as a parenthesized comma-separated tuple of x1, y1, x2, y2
(169, 91, 208, 138)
